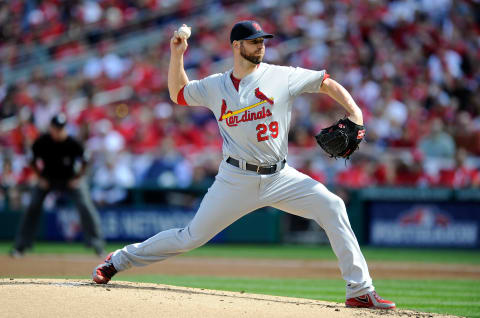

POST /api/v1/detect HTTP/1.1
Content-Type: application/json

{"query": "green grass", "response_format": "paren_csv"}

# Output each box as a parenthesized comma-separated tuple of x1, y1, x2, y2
(1, 241, 479, 264)
(113, 275, 480, 318)
(185, 244, 480, 264)
(0, 241, 127, 255)
(1, 241, 479, 317)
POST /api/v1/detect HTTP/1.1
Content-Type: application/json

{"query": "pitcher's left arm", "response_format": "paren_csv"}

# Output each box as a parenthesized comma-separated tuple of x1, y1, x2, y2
(319, 78, 363, 126)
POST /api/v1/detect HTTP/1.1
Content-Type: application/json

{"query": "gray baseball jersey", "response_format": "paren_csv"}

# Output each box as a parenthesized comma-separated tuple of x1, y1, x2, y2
(181, 63, 326, 164)
(108, 62, 374, 299)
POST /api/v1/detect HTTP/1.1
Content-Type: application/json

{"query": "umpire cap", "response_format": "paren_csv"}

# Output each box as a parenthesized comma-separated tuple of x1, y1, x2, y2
(230, 21, 273, 43)
(50, 113, 67, 128)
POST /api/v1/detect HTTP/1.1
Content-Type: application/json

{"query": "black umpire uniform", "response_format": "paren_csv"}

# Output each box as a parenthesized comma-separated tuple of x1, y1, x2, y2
(11, 114, 104, 256)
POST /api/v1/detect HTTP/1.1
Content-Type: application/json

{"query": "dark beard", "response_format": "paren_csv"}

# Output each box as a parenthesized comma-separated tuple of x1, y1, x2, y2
(240, 43, 262, 65)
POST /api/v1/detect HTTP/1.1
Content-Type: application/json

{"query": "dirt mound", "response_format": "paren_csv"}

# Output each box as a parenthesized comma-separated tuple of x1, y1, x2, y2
(0, 279, 457, 318)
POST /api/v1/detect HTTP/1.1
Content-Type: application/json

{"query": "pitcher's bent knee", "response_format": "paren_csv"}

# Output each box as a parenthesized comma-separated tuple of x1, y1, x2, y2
(177, 228, 209, 252)
(180, 237, 207, 252)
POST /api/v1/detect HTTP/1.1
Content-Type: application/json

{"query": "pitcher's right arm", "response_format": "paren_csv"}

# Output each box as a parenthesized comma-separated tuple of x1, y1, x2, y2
(168, 26, 190, 103)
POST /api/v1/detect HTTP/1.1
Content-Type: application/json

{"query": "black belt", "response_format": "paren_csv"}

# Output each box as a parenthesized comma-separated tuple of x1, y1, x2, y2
(226, 157, 286, 175)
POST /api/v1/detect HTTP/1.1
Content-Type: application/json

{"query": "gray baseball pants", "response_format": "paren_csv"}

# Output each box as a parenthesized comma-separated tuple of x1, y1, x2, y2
(111, 160, 374, 298)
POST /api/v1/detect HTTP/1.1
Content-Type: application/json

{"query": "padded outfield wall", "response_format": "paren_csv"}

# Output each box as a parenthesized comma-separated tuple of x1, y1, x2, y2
(1, 187, 479, 247)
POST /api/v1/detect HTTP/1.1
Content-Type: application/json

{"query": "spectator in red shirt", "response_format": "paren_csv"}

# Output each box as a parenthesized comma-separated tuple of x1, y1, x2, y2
(393, 151, 433, 187)
(437, 149, 480, 188)
(336, 156, 374, 189)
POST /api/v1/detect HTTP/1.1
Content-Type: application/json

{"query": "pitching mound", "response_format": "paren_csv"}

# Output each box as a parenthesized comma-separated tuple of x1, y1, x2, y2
(0, 279, 456, 318)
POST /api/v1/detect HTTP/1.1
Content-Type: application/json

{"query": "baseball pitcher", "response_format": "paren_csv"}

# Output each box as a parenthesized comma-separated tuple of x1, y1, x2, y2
(92, 21, 395, 310)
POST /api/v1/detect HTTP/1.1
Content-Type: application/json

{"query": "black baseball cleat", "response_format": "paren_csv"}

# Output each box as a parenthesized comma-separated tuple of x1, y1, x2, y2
(92, 252, 117, 284)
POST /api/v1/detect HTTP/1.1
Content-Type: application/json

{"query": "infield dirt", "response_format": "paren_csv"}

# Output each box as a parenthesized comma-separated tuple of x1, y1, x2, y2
(0, 279, 459, 318)
(1, 255, 475, 318)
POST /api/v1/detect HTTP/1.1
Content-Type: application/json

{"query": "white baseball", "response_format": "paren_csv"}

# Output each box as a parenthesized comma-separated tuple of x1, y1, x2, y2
(177, 25, 191, 39)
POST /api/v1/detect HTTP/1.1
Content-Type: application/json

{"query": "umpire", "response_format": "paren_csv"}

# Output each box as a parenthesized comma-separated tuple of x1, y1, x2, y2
(11, 113, 105, 257)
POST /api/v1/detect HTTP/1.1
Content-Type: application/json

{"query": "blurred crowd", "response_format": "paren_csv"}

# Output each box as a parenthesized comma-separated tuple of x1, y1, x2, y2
(1, 0, 480, 208)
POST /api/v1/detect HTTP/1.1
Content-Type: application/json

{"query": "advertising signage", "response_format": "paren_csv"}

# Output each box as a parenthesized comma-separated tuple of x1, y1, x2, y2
(369, 202, 479, 247)
(46, 206, 196, 241)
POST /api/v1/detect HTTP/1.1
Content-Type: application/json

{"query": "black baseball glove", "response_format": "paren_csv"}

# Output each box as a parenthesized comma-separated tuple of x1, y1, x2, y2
(315, 118, 365, 159)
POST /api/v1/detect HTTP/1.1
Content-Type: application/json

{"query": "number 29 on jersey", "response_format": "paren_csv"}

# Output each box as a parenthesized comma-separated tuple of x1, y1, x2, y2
(256, 121, 278, 142)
